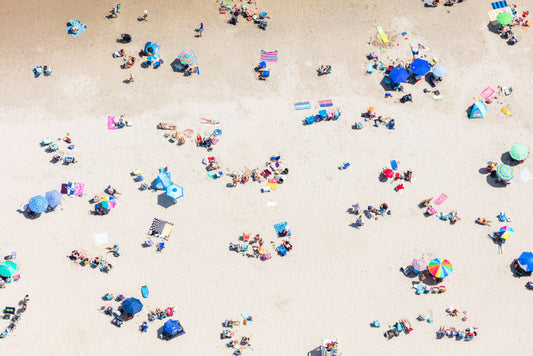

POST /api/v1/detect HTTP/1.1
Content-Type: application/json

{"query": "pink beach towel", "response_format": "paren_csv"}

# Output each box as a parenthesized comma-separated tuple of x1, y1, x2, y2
(433, 193, 447, 205)
(480, 87, 495, 100)
(74, 183, 84, 197)
(107, 116, 117, 130)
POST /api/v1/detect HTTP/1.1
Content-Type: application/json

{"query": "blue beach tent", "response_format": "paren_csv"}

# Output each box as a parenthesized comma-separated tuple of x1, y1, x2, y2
(469, 99, 487, 119)
(144, 42, 160, 55)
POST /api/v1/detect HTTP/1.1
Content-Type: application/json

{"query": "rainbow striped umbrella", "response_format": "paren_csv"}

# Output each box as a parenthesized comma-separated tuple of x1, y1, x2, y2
(100, 196, 117, 210)
(498, 226, 514, 240)
(496, 164, 514, 181)
(178, 50, 196, 65)
(427, 258, 453, 279)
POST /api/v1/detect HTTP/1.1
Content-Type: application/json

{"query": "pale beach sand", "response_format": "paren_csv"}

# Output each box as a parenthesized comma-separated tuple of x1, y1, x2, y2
(1, 0, 533, 355)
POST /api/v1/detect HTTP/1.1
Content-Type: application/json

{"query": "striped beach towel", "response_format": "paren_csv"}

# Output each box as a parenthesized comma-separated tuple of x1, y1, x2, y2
(492, 1, 508, 9)
(318, 100, 333, 107)
(433, 193, 448, 206)
(480, 87, 495, 100)
(294, 101, 311, 110)
(260, 50, 278, 62)
(520, 168, 532, 182)
(148, 218, 174, 238)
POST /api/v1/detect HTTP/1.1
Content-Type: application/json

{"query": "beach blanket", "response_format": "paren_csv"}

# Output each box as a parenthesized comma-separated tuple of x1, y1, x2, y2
(107, 116, 117, 130)
(433, 193, 447, 206)
(520, 168, 532, 182)
(492, 1, 508, 9)
(294, 101, 311, 110)
(390, 160, 398, 170)
(148, 218, 174, 238)
(94, 232, 109, 246)
(318, 100, 333, 108)
(61, 182, 76, 195)
(274, 222, 291, 238)
(480, 87, 495, 100)
(66, 20, 87, 38)
(501, 107, 511, 116)
(74, 183, 84, 197)
(488, 7, 513, 22)
(260, 50, 278, 62)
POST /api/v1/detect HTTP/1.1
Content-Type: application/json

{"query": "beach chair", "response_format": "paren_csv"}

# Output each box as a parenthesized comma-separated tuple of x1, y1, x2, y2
(318, 109, 327, 119)
(64, 157, 75, 164)
(242, 233, 250, 242)
(219, 7, 226, 14)
(42, 138, 53, 146)
(259, 70, 269, 80)
(112, 317, 123, 327)
(157, 242, 165, 252)
(134, 175, 143, 182)
(49, 143, 59, 152)
(140, 183, 149, 190)
(366, 63, 374, 73)
(305, 115, 316, 125)
(277, 245, 287, 256)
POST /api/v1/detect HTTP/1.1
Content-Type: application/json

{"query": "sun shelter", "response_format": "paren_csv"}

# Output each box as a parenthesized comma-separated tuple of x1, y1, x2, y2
(166, 184, 183, 200)
(144, 42, 160, 55)
(432, 65, 447, 79)
(510, 144, 528, 161)
(162, 319, 185, 340)
(469, 100, 487, 119)
(153, 167, 173, 190)
(28, 195, 49, 213)
(427, 258, 453, 279)
(0, 261, 18, 277)
(178, 50, 197, 65)
(45, 190, 62, 208)
(518, 252, 533, 272)
(410, 59, 430, 76)
(496, 164, 514, 181)
(388, 67, 409, 84)
(122, 297, 143, 315)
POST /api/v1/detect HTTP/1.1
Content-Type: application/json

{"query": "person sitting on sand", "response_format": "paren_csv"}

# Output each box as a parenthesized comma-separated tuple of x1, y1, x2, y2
(409, 44, 420, 59)
(241, 171, 251, 184)
(70, 250, 80, 260)
(106, 244, 119, 254)
(422, 198, 433, 207)
(178, 136, 186, 145)
(252, 234, 260, 243)
(207, 161, 220, 171)
(91, 195, 102, 203)
(352, 203, 361, 215)
(450, 211, 460, 224)
(476, 218, 492, 226)
(486, 161, 497, 173)
(252, 169, 263, 182)
(171, 131, 179, 140)
(106, 186, 121, 196)
(356, 215, 364, 226)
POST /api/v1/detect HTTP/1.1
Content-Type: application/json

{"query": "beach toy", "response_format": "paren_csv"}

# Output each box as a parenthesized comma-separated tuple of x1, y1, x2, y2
(213, 129, 222, 136)
(501, 107, 511, 116)
(376, 26, 388, 43)
(141, 285, 149, 298)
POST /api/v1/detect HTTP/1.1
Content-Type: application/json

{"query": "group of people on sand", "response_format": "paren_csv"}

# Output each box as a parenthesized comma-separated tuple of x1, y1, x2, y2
(436, 326, 477, 340)
(425, 0, 465, 7)
(353, 203, 391, 226)
(147, 306, 175, 321)
(230, 157, 288, 187)
(225, 3, 268, 30)
(69, 250, 114, 272)
(363, 107, 396, 129)
(221, 316, 253, 354)
(421, 198, 460, 223)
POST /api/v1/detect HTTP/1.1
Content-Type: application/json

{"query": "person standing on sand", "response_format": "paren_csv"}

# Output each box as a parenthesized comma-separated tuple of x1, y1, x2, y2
(142, 10, 148, 21)
(116, 3, 120, 13)
(198, 23, 204, 37)
(128, 73, 134, 83)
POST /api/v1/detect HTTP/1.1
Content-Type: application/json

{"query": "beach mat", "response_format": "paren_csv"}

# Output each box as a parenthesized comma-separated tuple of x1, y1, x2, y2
(501, 107, 511, 116)
(148, 218, 174, 238)
(66, 21, 87, 38)
(480, 87, 495, 100)
(260, 50, 278, 62)
(520, 168, 531, 182)
(74, 183, 84, 197)
(390, 160, 398, 170)
(107, 116, 117, 130)
(433, 193, 447, 206)
(318, 100, 333, 108)
(492, 1, 508, 9)
(294, 101, 311, 110)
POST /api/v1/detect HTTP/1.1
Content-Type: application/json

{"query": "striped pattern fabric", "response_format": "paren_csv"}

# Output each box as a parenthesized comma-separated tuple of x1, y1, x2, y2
(492, 1, 508, 9)
(520, 168, 532, 182)
(148, 218, 174, 237)
(318, 99, 333, 107)
(260, 50, 278, 62)
(294, 101, 311, 110)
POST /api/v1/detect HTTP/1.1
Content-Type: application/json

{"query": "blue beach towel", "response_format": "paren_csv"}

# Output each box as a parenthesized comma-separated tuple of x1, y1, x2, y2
(274, 222, 291, 238)
(294, 101, 311, 110)
(390, 160, 398, 170)
(66, 20, 87, 38)
(491, 1, 508, 9)
(141, 285, 149, 298)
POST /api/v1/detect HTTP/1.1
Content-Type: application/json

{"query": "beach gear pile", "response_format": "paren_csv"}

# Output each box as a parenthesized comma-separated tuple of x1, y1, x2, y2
(487, 1, 530, 45)
(196, 129, 222, 150)
(217, 1, 268, 30)
(436, 326, 478, 340)
(229, 222, 294, 261)
(42, 136, 76, 164)
(383, 319, 413, 339)
(303, 109, 341, 125)
(354, 106, 395, 130)
(220, 314, 254, 354)
(354, 203, 391, 227)
(0, 257, 20, 288)
(0, 298, 26, 339)
(228, 156, 289, 192)
(379, 161, 414, 192)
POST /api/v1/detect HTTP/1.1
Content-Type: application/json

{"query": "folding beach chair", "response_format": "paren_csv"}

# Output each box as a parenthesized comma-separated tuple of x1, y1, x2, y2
(157, 242, 165, 252)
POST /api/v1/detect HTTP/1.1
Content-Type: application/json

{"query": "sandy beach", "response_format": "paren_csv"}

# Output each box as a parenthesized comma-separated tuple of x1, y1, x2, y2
(1, 0, 533, 354)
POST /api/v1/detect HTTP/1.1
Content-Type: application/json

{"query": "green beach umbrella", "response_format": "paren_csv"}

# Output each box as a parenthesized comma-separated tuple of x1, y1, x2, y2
(497, 12, 513, 26)
(496, 164, 514, 181)
(0, 261, 18, 277)
(510, 144, 528, 161)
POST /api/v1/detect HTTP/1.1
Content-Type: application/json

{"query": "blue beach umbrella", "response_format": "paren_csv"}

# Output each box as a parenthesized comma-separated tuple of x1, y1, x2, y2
(122, 298, 143, 314)
(28, 195, 49, 213)
(388, 67, 409, 83)
(410, 58, 430, 76)
(518, 252, 533, 272)
(45, 190, 62, 208)
(496, 164, 514, 181)
(144, 42, 160, 54)
(166, 184, 183, 200)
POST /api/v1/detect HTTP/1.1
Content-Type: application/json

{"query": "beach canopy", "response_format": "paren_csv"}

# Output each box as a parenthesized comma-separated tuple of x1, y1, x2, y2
(388, 67, 409, 84)
(166, 184, 183, 200)
(469, 99, 487, 119)
(162, 319, 185, 339)
(510, 144, 528, 161)
(498, 226, 514, 240)
(410, 59, 430, 76)
(100, 196, 117, 210)
(122, 297, 143, 314)
(153, 167, 173, 190)
(144, 42, 160, 54)
(412, 258, 427, 272)
(497, 12, 513, 25)
(29, 195, 49, 213)
(178, 50, 197, 65)
(496, 164, 514, 181)
(427, 258, 453, 279)
(517, 252, 533, 272)
(432, 65, 447, 78)
(45, 190, 62, 208)
(0, 261, 18, 277)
